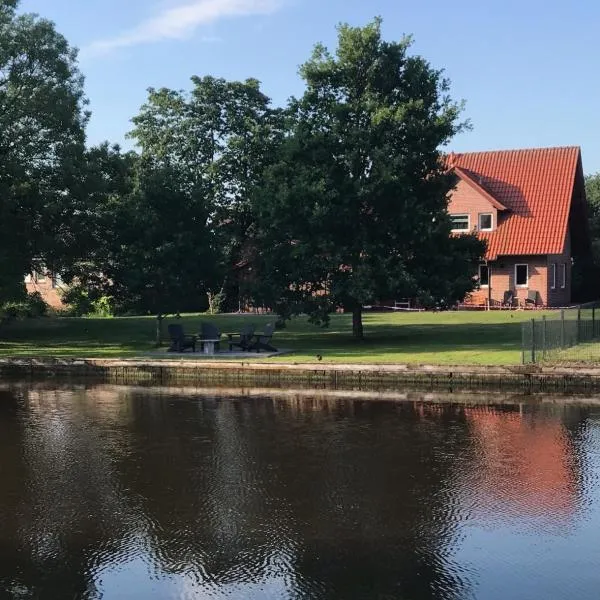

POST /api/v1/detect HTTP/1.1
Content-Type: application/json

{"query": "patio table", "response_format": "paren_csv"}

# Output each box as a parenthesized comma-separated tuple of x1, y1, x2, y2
(200, 338, 221, 355)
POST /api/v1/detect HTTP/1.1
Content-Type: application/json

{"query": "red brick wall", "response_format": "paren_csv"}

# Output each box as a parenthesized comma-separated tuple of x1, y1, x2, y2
(25, 276, 65, 309)
(447, 179, 499, 232)
(467, 254, 571, 308)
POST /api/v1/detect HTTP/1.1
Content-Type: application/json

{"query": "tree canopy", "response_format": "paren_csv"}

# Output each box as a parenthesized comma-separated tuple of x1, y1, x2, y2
(251, 19, 485, 338)
(0, 0, 88, 300)
(129, 76, 282, 311)
(0, 7, 487, 327)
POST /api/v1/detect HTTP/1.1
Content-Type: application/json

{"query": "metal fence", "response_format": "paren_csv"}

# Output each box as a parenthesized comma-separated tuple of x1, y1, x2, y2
(522, 301, 600, 363)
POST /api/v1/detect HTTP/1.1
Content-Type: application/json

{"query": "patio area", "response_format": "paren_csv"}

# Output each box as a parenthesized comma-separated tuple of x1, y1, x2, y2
(152, 347, 294, 360)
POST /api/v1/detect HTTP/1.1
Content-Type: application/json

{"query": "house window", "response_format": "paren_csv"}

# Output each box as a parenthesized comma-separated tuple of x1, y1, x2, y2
(515, 264, 528, 287)
(479, 213, 493, 231)
(24, 274, 32, 284)
(450, 214, 470, 231)
(51, 273, 65, 289)
(561, 263, 567, 289)
(478, 264, 490, 287)
(550, 263, 557, 290)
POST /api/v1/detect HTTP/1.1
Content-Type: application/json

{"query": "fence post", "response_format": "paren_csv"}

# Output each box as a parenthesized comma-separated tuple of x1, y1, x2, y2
(542, 316, 547, 360)
(594, 305, 597, 338)
(531, 318, 536, 363)
(561, 309, 565, 347)
(577, 306, 582, 345)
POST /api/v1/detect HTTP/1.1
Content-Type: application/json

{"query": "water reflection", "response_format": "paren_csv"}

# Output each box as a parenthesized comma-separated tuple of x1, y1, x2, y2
(0, 385, 598, 599)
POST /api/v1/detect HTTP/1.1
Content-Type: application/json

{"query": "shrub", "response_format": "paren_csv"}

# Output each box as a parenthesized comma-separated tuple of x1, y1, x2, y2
(1, 292, 48, 320)
(90, 296, 114, 318)
(26, 292, 48, 317)
(1, 301, 29, 320)
(60, 286, 94, 317)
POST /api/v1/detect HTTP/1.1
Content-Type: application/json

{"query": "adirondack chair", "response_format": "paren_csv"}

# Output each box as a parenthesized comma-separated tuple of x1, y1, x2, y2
(167, 324, 197, 353)
(525, 290, 540, 308)
(502, 290, 516, 308)
(199, 322, 221, 353)
(227, 323, 255, 351)
(249, 323, 277, 353)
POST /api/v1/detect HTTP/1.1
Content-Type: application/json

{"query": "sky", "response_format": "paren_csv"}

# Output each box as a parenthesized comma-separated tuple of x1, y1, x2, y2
(18, 0, 600, 173)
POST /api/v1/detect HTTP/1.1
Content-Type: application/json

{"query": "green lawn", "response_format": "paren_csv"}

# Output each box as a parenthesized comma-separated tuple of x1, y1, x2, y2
(0, 310, 551, 365)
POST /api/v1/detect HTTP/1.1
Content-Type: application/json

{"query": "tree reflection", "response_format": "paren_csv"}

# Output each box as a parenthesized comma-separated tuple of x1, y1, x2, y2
(0, 385, 591, 600)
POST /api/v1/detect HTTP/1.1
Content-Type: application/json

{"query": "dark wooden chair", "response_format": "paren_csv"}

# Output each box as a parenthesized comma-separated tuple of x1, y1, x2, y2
(227, 324, 255, 351)
(199, 322, 221, 352)
(249, 323, 277, 353)
(502, 290, 516, 308)
(167, 324, 197, 353)
(525, 290, 540, 308)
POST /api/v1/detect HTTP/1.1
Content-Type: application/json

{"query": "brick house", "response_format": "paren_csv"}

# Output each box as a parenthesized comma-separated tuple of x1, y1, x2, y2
(25, 271, 65, 309)
(447, 146, 589, 307)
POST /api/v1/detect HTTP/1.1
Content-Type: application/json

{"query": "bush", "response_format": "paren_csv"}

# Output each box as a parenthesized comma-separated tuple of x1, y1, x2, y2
(1, 292, 48, 320)
(1, 301, 29, 320)
(90, 296, 114, 318)
(26, 292, 48, 317)
(60, 286, 94, 317)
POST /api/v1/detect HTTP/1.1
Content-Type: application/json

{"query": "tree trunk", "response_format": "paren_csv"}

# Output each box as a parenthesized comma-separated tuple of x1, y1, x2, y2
(156, 313, 164, 347)
(352, 306, 364, 340)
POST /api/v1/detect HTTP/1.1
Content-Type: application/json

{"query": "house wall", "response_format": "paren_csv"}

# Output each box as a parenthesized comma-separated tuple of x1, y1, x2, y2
(546, 231, 572, 307)
(447, 179, 498, 231)
(25, 276, 65, 309)
(466, 252, 571, 308)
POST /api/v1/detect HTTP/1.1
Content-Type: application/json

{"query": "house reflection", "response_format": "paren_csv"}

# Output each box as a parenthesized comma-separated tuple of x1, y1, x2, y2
(416, 402, 583, 523)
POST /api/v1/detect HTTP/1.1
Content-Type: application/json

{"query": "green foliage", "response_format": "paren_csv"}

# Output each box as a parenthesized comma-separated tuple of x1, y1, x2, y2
(252, 19, 485, 337)
(26, 291, 48, 317)
(129, 76, 283, 298)
(207, 289, 226, 315)
(90, 296, 114, 318)
(0, 0, 88, 301)
(574, 173, 600, 301)
(60, 285, 94, 317)
(67, 153, 218, 316)
(1, 291, 48, 320)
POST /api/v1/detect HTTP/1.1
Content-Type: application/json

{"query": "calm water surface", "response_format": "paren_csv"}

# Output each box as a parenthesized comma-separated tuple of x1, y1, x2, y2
(1, 385, 600, 599)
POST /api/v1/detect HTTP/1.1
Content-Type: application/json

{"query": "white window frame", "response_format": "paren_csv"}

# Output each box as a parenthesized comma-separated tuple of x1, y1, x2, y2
(561, 263, 566, 289)
(478, 264, 490, 288)
(550, 263, 557, 290)
(515, 264, 529, 288)
(450, 214, 470, 232)
(478, 213, 493, 231)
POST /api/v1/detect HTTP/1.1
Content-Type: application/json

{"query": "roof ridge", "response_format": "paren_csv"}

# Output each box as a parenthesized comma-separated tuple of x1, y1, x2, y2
(450, 146, 580, 158)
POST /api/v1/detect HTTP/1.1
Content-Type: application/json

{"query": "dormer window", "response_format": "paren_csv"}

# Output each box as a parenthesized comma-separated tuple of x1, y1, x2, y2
(450, 214, 470, 231)
(479, 213, 493, 231)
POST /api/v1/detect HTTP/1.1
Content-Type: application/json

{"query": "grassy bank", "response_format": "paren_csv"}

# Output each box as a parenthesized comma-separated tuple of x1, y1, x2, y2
(0, 310, 552, 365)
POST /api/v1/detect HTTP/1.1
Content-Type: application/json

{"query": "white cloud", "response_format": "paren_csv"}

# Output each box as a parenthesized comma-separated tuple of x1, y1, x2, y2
(83, 0, 281, 57)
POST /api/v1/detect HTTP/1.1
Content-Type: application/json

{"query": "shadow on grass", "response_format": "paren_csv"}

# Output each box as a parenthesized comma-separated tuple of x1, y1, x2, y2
(0, 313, 528, 363)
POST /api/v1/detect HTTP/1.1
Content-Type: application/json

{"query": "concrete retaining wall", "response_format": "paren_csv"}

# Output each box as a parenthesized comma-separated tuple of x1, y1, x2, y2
(2, 358, 600, 392)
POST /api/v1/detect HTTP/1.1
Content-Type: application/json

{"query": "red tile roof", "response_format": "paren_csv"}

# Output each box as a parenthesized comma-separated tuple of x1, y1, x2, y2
(449, 146, 581, 260)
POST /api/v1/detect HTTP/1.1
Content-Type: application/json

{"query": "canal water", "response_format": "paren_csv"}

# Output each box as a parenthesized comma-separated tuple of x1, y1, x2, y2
(1, 384, 599, 599)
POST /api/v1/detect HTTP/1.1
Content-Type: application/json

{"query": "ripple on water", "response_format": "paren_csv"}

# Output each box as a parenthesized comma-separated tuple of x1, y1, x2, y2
(2, 388, 600, 599)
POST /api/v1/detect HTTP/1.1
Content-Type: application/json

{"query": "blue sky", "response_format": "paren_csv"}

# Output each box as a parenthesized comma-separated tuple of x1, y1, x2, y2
(19, 0, 600, 173)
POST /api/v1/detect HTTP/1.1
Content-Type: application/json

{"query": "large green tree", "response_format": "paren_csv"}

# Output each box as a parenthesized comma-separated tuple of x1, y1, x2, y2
(129, 76, 281, 311)
(585, 172, 600, 258)
(252, 19, 485, 338)
(575, 172, 600, 300)
(0, 0, 88, 300)
(64, 148, 218, 341)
